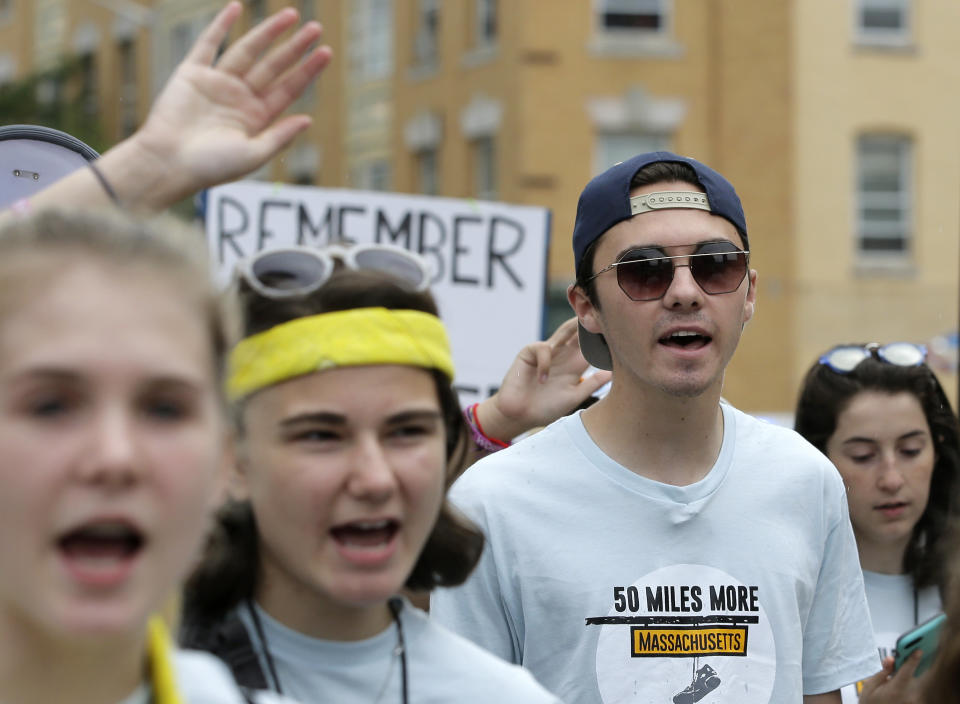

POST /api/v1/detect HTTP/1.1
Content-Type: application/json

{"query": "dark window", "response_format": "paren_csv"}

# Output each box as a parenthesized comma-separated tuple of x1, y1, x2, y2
(856, 134, 911, 256)
(600, 0, 665, 32)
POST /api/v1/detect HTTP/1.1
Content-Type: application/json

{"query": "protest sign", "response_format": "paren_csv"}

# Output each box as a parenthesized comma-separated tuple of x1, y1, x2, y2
(205, 181, 551, 405)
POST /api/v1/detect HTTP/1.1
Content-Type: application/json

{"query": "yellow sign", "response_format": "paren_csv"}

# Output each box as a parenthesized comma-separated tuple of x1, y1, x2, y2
(631, 626, 748, 658)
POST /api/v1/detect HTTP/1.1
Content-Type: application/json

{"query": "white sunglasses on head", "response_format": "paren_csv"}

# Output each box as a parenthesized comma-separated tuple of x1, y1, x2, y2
(818, 342, 927, 374)
(235, 243, 433, 299)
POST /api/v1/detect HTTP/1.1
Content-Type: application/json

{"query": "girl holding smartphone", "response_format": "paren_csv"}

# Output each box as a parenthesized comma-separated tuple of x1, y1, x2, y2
(794, 343, 960, 702)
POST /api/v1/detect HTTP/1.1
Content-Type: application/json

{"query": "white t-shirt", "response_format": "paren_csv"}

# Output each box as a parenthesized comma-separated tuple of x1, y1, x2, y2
(237, 598, 561, 704)
(115, 649, 293, 704)
(431, 404, 880, 703)
(839, 571, 941, 703)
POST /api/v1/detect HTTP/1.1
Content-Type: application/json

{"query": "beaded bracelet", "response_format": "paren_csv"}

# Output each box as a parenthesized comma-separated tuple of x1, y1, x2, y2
(464, 403, 510, 453)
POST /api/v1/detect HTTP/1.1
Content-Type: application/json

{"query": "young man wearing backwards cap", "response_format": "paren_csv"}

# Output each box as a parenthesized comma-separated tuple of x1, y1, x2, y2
(431, 152, 879, 703)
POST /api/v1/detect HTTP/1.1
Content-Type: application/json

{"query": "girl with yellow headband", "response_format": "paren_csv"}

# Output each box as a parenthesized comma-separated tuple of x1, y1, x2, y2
(0, 210, 292, 704)
(180, 253, 563, 703)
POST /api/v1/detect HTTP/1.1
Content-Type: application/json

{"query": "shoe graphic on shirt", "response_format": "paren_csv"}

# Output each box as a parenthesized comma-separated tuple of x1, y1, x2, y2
(672, 664, 721, 703)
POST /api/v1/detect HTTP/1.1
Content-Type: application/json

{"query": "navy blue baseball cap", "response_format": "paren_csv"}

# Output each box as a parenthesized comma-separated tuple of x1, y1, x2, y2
(572, 151, 749, 370)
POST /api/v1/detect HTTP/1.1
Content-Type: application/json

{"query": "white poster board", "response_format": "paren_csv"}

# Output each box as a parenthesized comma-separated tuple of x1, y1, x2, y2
(204, 182, 552, 406)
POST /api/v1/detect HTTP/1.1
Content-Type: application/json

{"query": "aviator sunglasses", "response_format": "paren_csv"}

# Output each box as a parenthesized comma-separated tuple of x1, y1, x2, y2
(235, 243, 433, 299)
(818, 342, 927, 374)
(584, 241, 750, 302)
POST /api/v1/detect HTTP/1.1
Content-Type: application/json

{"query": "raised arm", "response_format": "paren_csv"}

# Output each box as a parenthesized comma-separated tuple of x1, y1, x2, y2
(6, 2, 331, 216)
(469, 317, 612, 450)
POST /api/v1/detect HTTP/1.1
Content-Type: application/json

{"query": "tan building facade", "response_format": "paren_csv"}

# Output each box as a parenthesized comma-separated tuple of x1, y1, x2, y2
(325, 0, 960, 414)
(333, 0, 798, 412)
(3, 0, 958, 413)
(793, 0, 960, 408)
(0, 0, 155, 147)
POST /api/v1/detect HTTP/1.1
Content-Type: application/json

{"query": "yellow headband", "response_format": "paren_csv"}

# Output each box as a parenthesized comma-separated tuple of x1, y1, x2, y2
(227, 307, 455, 400)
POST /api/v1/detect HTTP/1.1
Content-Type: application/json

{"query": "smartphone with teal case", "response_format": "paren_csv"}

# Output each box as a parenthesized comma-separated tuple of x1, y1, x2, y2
(893, 612, 947, 677)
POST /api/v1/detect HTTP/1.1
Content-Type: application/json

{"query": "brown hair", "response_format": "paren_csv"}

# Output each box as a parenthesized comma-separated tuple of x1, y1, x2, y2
(0, 208, 231, 385)
(922, 553, 960, 702)
(183, 266, 483, 622)
(795, 353, 960, 592)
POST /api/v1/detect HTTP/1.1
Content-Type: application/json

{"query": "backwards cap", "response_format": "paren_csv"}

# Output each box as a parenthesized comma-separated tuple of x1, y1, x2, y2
(572, 151, 749, 370)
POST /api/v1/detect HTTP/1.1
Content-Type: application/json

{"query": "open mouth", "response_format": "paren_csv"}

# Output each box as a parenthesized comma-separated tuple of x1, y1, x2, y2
(660, 330, 712, 350)
(58, 521, 145, 564)
(330, 519, 399, 549)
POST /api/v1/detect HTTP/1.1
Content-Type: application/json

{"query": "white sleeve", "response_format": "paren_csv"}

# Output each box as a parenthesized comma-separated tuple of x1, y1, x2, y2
(800, 473, 882, 695)
(430, 480, 524, 665)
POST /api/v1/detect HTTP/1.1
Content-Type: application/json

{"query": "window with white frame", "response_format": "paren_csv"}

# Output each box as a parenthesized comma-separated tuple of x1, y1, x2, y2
(170, 22, 196, 65)
(595, 132, 670, 175)
(476, 0, 497, 46)
(0, 53, 15, 88)
(855, 0, 910, 45)
(414, 0, 440, 67)
(352, 159, 392, 192)
(118, 39, 137, 137)
(294, 0, 317, 109)
(349, 0, 393, 80)
(416, 148, 439, 196)
(299, 0, 315, 22)
(856, 134, 912, 255)
(78, 52, 97, 118)
(598, 0, 667, 33)
(247, 0, 268, 24)
(473, 136, 497, 200)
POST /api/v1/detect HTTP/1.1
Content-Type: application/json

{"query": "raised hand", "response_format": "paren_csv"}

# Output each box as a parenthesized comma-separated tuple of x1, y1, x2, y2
(130, 2, 332, 204)
(857, 654, 927, 704)
(474, 317, 612, 445)
(5, 2, 333, 217)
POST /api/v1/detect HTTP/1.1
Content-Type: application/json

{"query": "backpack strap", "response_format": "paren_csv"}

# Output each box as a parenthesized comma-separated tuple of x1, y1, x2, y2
(180, 612, 269, 691)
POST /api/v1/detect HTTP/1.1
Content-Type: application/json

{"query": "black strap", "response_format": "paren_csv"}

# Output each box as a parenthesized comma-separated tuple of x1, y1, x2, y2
(388, 597, 409, 704)
(246, 600, 284, 694)
(914, 584, 919, 626)
(180, 612, 269, 691)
